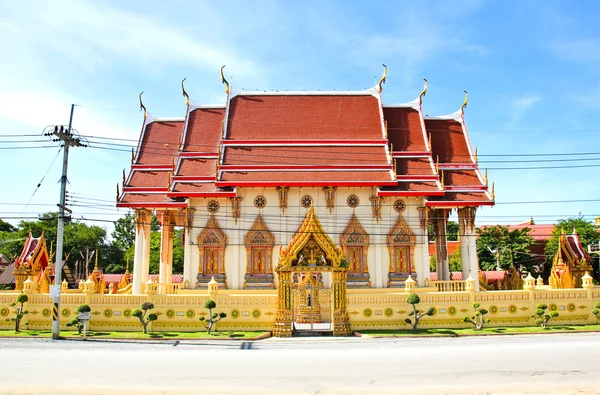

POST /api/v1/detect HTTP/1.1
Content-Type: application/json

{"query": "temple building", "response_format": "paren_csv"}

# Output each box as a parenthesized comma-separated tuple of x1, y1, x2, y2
(117, 66, 494, 296)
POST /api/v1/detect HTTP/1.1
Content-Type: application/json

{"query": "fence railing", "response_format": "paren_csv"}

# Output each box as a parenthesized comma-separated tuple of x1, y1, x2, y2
(431, 280, 466, 292)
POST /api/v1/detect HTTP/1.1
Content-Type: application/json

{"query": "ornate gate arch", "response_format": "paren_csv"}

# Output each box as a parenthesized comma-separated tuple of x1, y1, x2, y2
(273, 207, 351, 337)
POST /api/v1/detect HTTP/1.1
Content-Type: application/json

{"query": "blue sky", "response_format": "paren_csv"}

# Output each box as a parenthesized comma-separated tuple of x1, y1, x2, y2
(1, 0, 599, 235)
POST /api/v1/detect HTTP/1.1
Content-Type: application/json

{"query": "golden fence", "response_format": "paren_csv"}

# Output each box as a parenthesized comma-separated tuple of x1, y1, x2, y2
(0, 285, 598, 333)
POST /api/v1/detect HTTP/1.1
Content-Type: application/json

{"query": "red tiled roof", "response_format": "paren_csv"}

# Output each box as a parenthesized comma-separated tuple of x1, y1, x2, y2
(135, 121, 184, 165)
(218, 170, 394, 184)
(118, 193, 183, 205)
(428, 240, 460, 256)
(507, 222, 555, 242)
(170, 182, 230, 195)
(226, 95, 383, 140)
(443, 170, 482, 186)
(384, 107, 426, 151)
(223, 146, 389, 166)
(395, 158, 436, 176)
(128, 170, 170, 188)
(429, 271, 507, 282)
(183, 108, 224, 152)
(177, 158, 217, 177)
(427, 119, 471, 164)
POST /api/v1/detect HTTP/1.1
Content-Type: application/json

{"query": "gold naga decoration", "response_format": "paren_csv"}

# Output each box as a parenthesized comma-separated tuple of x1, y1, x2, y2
(377, 64, 387, 92)
(474, 147, 478, 163)
(181, 77, 190, 106)
(491, 182, 495, 200)
(484, 168, 488, 186)
(139, 91, 147, 118)
(461, 90, 468, 115)
(419, 77, 428, 105)
(220, 65, 230, 94)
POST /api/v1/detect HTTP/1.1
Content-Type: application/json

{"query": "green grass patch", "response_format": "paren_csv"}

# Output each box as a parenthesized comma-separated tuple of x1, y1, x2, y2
(0, 330, 268, 340)
(359, 324, 600, 337)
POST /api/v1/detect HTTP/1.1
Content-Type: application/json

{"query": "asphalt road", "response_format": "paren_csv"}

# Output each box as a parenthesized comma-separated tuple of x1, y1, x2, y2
(0, 333, 599, 395)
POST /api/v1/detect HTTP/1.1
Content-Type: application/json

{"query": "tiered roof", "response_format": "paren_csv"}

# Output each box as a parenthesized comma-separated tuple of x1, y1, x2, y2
(118, 71, 494, 208)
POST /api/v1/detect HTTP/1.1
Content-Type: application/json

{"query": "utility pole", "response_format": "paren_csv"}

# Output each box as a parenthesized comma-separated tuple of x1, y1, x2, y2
(44, 104, 87, 340)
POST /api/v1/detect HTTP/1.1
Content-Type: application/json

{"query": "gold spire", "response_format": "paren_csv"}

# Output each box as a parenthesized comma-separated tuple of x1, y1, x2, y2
(491, 182, 495, 200)
(181, 77, 190, 106)
(94, 249, 99, 269)
(377, 64, 387, 93)
(419, 77, 428, 105)
(461, 90, 468, 115)
(139, 91, 147, 118)
(220, 65, 230, 94)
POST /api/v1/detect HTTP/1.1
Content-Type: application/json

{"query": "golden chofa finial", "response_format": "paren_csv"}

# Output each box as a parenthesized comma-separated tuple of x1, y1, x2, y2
(377, 64, 387, 93)
(181, 77, 190, 106)
(419, 78, 428, 105)
(220, 65, 230, 94)
(139, 91, 147, 118)
(461, 90, 468, 115)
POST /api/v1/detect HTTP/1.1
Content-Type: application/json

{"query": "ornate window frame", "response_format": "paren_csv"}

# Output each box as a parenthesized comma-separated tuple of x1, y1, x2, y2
(197, 215, 227, 277)
(340, 213, 370, 276)
(386, 213, 416, 276)
(244, 213, 275, 277)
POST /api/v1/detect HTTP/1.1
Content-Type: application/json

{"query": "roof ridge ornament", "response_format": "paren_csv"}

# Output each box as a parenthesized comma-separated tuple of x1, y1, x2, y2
(139, 91, 147, 118)
(491, 182, 495, 200)
(461, 90, 468, 115)
(181, 77, 190, 106)
(419, 78, 428, 105)
(377, 64, 387, 93)
(220, 65, 230, 94)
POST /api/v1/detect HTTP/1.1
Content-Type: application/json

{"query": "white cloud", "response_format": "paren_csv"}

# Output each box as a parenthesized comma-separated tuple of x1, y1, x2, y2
(508, 94, 540, 125)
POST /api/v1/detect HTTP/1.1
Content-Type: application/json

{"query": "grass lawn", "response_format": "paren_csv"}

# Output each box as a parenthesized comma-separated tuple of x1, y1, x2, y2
(359, 324, 600, 337)
(0, 329, 269, 340)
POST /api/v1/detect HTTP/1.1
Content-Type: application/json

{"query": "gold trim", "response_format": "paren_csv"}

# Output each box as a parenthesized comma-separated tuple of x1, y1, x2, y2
(220, 65, 230, 94)
(377, 64, 387, 93)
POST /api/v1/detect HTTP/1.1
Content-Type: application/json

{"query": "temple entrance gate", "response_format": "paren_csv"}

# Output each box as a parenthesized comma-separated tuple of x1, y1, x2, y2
(292, 273, 332, 332)
(273, 207, 351, 337)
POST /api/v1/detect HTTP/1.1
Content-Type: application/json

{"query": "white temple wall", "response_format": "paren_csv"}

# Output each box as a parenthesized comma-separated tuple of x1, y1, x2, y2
(183, 189, 430, 289)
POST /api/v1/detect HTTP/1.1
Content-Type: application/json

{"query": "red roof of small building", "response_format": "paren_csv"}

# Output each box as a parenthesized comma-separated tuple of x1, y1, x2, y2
(507, 221, 555, 242)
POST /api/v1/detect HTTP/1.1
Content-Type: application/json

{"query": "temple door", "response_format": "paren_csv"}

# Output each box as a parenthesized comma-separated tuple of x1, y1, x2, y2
(205, 248, 219, 275)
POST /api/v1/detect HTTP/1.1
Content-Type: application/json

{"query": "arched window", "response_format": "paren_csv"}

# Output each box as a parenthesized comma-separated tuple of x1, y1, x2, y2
(340, 213, 371, 288)
(244, 213, 275, 289)
(197, 215, 227, 288)
(387, 213, 416, 287)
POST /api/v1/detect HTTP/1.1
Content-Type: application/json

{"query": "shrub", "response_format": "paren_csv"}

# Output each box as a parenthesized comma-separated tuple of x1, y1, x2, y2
(531, 303, 558, 329)
(131, 302, 157, 334)
(404, 293, 435, 331)
(592, 302, 600, 319)
(461, 302, 491, 331)
(199, 299, 226, 335)
(5, 293, 29, 332)
(65, 304, 91, 334)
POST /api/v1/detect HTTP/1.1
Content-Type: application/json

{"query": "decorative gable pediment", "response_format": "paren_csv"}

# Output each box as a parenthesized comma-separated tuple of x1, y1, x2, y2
(340, 213, 370, 247)
(245, 213, 275, 247)
(387, 214, 416, 246)
(198, 215, 227, 247)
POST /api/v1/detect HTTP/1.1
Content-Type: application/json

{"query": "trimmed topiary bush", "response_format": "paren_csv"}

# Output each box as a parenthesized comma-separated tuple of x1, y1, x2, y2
(5, 293, 29, 332)
(591, 302, 600, 320)
(531, 303, 558, 329)
(131, 302, 157, 334)
(405, 293, 435, 331)
(66, 304, 92, 334)
(199, 300, 226, 335)
(462, 302, 490, 331)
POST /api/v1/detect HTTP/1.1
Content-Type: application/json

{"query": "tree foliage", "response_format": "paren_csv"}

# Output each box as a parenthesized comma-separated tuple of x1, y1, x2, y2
(66, 304, 92, 334)
(461, 302, 490, 330)
(476, 225, 536, 273)
(199, 299, 226, 335)
(131, 302, 157, 334)
(531, 303, 558, 329)
(428, 221, 458, 242)
(404, 294, 435, 331)
(5, 293, 29, 332)
(591, 301, 600, 320)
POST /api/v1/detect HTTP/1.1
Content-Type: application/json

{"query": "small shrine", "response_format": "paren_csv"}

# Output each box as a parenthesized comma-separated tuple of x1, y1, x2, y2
(549, 229, 593, 289)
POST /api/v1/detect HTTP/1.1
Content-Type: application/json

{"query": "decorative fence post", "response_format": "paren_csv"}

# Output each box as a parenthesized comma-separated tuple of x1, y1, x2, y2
(523, 273, 536, 315)
(83, 279, 95, 306)
(404, 276, 416, 293)
(465, 274, 476, 303)
(581, 272, 594, 323)
(22, 277, 37, 295)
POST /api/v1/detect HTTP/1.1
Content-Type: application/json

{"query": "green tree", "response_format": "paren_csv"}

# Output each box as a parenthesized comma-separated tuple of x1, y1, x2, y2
(428, 221, 459, 242)
(199, 300, 227, 335)
(429, 250, 462, 272)
(544, 217, 599, 276)
(131, 302, 158, 334)
(66, 304, 91, 334)
(461, 302, 490, 331)
(476, 225, 536, 273)
(5, 293, 29, 332)
(0, 219, 16, 233)
(531, 304, 558, 329)
(404, 294, 435, 331)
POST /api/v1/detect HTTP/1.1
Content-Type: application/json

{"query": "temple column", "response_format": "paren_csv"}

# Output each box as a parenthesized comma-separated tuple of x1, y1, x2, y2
(133, 208, 151, 294)
(465, 207, 480, 290)
(433, 209, 450, 281)
(417, 206, 430, 285)
(159, 213, 174, 292)
(458, 208, 470, 282)
(180, 208, 196, 288)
